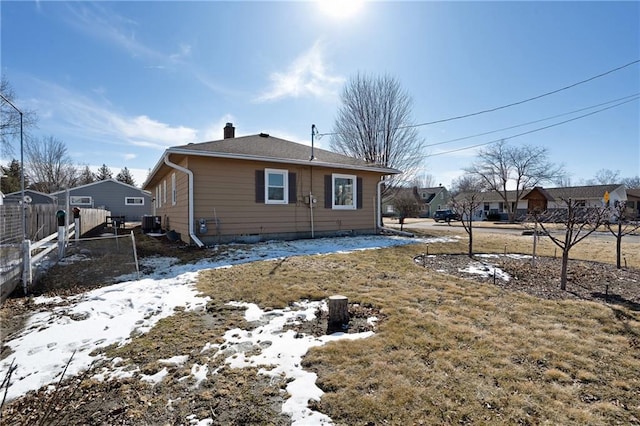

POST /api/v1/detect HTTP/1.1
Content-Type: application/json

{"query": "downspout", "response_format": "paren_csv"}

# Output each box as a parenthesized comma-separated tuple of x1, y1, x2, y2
(163, 154, 205, 248)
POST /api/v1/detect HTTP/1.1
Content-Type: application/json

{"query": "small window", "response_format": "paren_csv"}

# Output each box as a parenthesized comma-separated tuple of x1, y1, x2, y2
(70, 196, 92, 205)
(333, 173, 356, 210)
(125, 197, 144, 205)
(576, 200, 586, 207)
(265, 169, 288, 204)
(386, 205, 395, 213)
(171, 173, 177, 205)
(163, 180, 167, 204)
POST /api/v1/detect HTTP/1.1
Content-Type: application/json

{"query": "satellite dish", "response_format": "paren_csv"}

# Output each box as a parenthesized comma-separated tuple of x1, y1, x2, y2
(24, 195, 32, 204)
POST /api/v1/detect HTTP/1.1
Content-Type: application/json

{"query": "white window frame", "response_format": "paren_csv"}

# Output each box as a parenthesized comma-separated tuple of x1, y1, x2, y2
(265, 168, 288, 204)
(70, 196, 92, 206)
(156, 186, 160, 208)
(125, 197, 144, 206)
(171, 173, 177, 205)
(332, 173, 356, 210)
(163, 179, 167, 205)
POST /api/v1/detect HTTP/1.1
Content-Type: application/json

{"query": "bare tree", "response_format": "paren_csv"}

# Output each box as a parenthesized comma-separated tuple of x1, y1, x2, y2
(450, 175, 485, 257)
(605, 201, 640, 269)
(25, 136, 78, 193)
(330, 73, 424, 195)
(77, 165, 96, 185)
(411, 173, 436, 189)
(586, 168, 621, 185)
(532, 199, 608, 290)
(1, 77, 38, 156)
(116, 167, 136, 186)
(466, 140, 564, 222)
(621, 176, 640, 189)
(391, 190, 420, 231)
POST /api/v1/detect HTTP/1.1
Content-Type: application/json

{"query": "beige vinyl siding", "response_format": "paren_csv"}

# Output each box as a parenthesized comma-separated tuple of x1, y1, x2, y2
(153, 160, 190, 240)
(187, 157, 379, 240)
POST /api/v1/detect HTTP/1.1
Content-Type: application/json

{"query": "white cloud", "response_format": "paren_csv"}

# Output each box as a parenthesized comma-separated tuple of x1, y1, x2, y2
(255, 40, 344, 102)
(202, 114, 236, 141)
(29, 79, 198, 150)
(123, 153, 137, 161)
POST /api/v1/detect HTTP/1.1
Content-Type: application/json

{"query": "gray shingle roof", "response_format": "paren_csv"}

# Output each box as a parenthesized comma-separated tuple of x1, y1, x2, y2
(171, 134, 400, 174)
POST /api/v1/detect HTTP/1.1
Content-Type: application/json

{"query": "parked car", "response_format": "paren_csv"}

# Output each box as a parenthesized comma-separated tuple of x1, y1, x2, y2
(433, 209, 461, 223)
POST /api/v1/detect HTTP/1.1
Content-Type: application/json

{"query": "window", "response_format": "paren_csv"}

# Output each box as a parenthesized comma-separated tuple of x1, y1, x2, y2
(171, 173, 177, 205)
(484, 203, 490, 211)
(332, 173, 356, 209)
(156, 186, 161, 208)
(386, 205, 395, 213)
(163, 180, 167, 204)
(125, 197, 144, 205)
(70, 196, 92, 205)
(265, 169, 288, 204)
(576, 200, 586, 207)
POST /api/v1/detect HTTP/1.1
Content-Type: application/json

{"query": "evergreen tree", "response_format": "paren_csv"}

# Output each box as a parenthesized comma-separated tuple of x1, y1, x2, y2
(1, 159, 24, 193)
(78, 165, 96, 185)
(96, 163, 113, 180)
(116, 167, 136, 186)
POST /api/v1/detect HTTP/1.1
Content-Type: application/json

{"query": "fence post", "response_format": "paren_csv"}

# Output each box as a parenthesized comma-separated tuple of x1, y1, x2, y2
(22, 239, 32, 294)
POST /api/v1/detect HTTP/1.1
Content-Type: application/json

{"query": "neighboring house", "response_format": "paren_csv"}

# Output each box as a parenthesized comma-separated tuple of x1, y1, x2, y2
(0, 191, 3, 205)
(620, 188, 640, 219)
(382, 185, 449, 217)
(52, 179, 152, 221)
(3, 189, 56, 205)
(143, 123, 401, 246)
(457, 184, 628, 221)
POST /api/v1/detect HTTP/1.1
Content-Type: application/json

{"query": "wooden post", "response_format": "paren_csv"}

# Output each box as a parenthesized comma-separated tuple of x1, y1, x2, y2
(328, 295, 349, 333)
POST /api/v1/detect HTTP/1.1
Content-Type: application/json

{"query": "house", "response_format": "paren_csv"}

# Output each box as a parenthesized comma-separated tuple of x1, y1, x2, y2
(3, 189, 56, 205)
(51, 179, 152, 221)
(142, 123, 401, 246)
(382, 185, 449, 217)
(457, 184, 628, 221)
(617, 188, 639, 219)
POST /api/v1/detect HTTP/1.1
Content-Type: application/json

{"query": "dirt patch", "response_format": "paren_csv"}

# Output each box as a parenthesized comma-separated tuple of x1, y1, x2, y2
(414, 253, 640, 310)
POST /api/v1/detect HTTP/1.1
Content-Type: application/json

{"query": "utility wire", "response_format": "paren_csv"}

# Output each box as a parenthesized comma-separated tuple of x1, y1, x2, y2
(424, 92, 640, 148)
(425, 95, 639, 158)
(317, 59, 640, 137)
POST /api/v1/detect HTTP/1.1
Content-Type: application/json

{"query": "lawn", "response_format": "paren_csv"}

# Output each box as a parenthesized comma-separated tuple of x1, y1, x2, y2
(2, 229, 639, 425)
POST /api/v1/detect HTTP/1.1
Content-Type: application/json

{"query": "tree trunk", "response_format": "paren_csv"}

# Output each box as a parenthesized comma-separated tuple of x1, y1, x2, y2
(560, 250, 569, 290)
(616, 233, 622, 269)
(468, 222, 473, 258)
(328, 295, 349, 333)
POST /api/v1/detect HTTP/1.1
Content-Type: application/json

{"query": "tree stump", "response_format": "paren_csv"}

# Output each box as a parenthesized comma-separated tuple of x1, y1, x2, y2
(328, 295, 349, 333)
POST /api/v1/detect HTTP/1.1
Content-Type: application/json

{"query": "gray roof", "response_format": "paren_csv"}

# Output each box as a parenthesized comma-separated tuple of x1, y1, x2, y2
(457, 184, 625, 203)
(169, 134, 401, 174)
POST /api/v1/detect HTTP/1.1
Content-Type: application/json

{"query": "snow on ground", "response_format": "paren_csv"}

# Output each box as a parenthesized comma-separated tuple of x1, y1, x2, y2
(0, 235, 449, 417)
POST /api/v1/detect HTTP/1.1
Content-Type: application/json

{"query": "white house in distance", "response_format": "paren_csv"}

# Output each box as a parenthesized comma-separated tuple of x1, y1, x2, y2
(456, 184, 628, 221)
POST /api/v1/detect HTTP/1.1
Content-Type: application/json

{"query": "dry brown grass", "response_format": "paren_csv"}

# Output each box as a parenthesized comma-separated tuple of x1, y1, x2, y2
(197, 236, 640, 425)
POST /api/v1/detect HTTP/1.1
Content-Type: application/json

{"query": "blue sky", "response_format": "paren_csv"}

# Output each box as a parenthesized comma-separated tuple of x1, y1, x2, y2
(2, 0, 639, 188)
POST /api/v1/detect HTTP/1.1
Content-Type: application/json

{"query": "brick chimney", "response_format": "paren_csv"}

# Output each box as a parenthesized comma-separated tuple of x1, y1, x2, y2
(223, 122, 235, 139)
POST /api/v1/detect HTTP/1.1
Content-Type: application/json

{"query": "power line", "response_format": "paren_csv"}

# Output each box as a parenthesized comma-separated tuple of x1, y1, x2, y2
(424, 92, 640, 148)
(425, 95, 639, 158)
(317, 59, 639, 137)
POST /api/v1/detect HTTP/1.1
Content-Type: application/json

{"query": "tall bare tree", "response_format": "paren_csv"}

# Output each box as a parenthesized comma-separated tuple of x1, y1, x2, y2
(450, 174, 486, 257)
(587, 168, 621, 185)
(466, 140, 564, 222)
(25, 136, 78, 193)
(621, 176, 640, 189)
(330, 73, 424, 194)
(1, 77, 38, 156)
(391, 190, 420, 231)
(605, 201, 640, 269)
(532, 198, 608, 290)
(411, 173, 436, 189)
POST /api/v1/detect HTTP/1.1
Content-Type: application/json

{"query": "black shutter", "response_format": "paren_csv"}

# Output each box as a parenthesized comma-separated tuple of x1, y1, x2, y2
(255, 170, 264, 203)
(357, 177, 363, 209)
(324, 175, 332, 208)
(288, 172, 296, 204)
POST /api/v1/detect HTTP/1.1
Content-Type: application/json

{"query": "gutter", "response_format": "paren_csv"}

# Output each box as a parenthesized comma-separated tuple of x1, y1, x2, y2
(163, 154, 205, 248)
